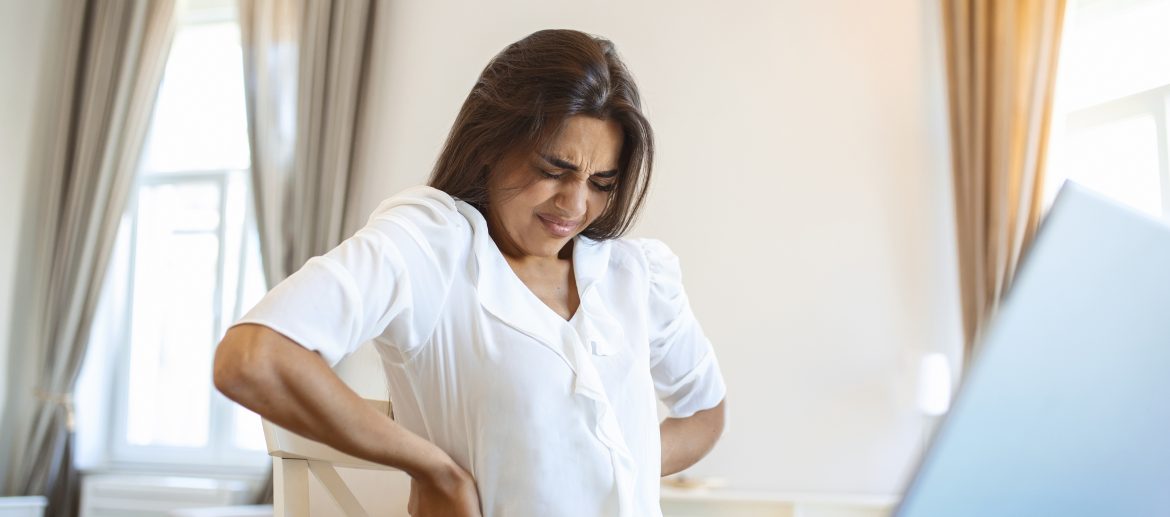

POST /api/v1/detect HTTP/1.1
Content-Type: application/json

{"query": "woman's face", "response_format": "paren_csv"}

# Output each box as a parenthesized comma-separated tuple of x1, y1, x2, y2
(487, 115, 624, 260)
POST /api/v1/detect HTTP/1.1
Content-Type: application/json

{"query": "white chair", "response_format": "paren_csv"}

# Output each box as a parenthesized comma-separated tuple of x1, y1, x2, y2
(262, 399, 400, 517)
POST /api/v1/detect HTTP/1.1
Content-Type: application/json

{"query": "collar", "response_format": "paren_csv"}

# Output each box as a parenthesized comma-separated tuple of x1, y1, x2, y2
(454, 202, 622, 359)
(454, 201, 638, 513)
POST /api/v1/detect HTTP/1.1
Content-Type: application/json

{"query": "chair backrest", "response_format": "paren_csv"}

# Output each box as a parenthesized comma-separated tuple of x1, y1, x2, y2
(262, 398, 398, 517)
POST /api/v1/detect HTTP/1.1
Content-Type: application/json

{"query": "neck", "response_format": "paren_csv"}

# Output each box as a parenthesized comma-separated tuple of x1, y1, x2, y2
(500, 239, 574, 273)
(486, 211, 574, 268)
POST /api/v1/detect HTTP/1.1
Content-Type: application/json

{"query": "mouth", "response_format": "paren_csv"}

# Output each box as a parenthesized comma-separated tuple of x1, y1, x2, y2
(537, 214, 581, 238)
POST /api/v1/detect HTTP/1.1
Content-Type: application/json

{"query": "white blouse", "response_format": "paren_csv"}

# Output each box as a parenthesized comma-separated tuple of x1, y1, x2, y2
(233, 186, 726, 517)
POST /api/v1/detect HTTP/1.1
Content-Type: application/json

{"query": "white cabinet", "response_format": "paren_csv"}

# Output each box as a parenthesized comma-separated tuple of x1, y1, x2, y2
(80, 474, 252, 517)
(661, 487, 897, 517)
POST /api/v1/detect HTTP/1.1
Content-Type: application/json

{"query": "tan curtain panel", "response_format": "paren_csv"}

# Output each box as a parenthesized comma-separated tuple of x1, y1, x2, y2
(239, 0, 376, 288)
(238, 0, 377, 503)
(941, 0, 1067, 366)
(4, 1, 176, 515)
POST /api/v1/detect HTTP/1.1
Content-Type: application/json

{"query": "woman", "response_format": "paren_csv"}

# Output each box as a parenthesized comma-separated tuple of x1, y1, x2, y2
(214, 29, 726, 517)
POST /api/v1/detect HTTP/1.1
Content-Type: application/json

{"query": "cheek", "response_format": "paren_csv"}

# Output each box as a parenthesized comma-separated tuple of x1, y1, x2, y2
(501, 184, 546, 225)
(586, 192, 610, 222)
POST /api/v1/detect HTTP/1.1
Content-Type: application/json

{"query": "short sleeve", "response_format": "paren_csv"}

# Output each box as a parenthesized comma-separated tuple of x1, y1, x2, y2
(640, 239, 727, 418)
(231, 186, 467, 366)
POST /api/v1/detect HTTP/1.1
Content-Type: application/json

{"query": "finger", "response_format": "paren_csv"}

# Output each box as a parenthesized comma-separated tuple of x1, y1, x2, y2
(406, 486, 417, 514)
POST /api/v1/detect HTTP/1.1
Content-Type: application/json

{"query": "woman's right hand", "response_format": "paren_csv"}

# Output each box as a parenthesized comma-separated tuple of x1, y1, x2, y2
(407, 461, 482, 517)
(214, 326, 483, 515)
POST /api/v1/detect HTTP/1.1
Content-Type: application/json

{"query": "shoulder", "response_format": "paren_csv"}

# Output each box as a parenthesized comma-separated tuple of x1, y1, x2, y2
(366, 185, 461, 225)
(364, 185, 472, 241)
(606, 237, 684, 284)
(609, 237, 678, 269)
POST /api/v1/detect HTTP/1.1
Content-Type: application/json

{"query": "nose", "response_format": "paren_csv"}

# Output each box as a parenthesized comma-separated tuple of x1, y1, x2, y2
(554, 176, 589, 217)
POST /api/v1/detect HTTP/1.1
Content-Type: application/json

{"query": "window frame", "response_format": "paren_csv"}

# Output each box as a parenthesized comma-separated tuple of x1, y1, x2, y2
(1060, 84, 1170, 219)
(105, 168, 268, 471)
(1043, 0, 1170, 219)
(94, 0, 270, 472)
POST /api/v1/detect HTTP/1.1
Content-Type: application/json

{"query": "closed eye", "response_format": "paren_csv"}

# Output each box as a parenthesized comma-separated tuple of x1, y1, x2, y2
(533, 156, 618, 192)
(535, 167, 563, 180)
(591, 179, 618, 192)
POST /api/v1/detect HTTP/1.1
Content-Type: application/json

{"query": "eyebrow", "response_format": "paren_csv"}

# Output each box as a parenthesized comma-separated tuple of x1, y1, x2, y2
(540, 154, 619, 177)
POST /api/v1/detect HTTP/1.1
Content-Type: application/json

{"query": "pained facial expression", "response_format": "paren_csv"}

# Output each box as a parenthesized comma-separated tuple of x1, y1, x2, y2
(486, 115, 624, 259)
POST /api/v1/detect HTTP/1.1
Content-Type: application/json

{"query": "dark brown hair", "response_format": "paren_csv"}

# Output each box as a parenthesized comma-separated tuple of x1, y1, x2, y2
(427, 29, 654, 240)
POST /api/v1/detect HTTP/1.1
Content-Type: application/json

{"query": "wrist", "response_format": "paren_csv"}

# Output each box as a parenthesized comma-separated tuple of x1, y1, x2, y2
(414, 446, 465, 487)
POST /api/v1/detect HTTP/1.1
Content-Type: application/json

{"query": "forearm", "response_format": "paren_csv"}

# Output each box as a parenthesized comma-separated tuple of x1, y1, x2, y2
(213, 324, 456, 482)
(659, 399, 726, 476)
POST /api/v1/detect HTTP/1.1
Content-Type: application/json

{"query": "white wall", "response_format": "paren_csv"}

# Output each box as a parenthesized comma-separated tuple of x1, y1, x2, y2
(0, 0, 66, 492)
(344, 0, 961, 497)
(0, 0, 962, 504)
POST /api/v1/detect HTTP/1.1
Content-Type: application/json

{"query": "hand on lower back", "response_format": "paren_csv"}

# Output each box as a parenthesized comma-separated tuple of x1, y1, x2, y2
(407, 461, 482, 517)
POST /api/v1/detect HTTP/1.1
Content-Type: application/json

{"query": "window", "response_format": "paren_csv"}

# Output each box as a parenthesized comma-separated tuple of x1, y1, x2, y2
(1044, 0, 1170, 219)
(79, 0, 268, 470)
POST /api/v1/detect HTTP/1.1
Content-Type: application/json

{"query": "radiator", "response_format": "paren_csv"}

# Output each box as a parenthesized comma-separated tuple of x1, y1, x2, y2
(80, 474, 253, 517)
(0, 496, 47, 517)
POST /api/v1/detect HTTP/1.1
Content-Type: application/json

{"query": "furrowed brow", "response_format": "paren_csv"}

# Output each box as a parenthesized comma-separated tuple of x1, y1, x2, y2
(540, 154, 580, 171)
(539, 154, 618, 177)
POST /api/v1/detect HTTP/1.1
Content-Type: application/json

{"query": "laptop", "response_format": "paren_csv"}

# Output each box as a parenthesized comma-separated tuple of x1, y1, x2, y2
(895, 182, 1170, 517)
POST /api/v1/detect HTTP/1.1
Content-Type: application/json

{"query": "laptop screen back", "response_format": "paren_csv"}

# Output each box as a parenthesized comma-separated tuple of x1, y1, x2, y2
(895, 183, 1170, 517)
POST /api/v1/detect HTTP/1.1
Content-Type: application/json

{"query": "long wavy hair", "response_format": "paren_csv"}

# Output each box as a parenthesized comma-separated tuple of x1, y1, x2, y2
(427, 29, 654, 240)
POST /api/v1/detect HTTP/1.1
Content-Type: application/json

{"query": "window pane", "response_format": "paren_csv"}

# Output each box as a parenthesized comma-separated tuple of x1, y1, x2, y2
(142, 21, 251, 173)
(1049, 115, 1162, 218)
(219, 171, 248, 331)
(232, 405, 268, 451)
(126, 181, 222, 447)
(227, 172, 269, 452)
(1059, 0, 1170, 110)
(239, 215, 269, 311)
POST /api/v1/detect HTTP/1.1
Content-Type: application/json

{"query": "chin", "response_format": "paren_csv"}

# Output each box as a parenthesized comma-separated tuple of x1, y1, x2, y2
(526, 236, 572, 258)
(540, 240, 572, 257)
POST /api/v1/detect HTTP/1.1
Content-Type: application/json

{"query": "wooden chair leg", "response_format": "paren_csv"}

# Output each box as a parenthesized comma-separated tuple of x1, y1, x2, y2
(309, 461, 369, 517)
(273, 458, 309, 517)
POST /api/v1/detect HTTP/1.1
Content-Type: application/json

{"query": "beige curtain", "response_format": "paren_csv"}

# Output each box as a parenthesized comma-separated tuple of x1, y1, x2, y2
(239, 0, 376, 288)
(941, 0, 1067, 367)
(5, 1, 176, 515)
(237, 0, 377, 502)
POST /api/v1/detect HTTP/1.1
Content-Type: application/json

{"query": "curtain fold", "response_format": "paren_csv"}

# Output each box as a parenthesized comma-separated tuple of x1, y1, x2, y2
(7, 1, 177, 515)
(940, 0, 1067, 367)
(238, 0, 377, 502)
(239, 0, 376, 289)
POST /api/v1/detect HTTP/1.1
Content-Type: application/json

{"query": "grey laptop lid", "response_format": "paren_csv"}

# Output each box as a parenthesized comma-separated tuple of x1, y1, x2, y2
(895, 182, 1170, 517)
